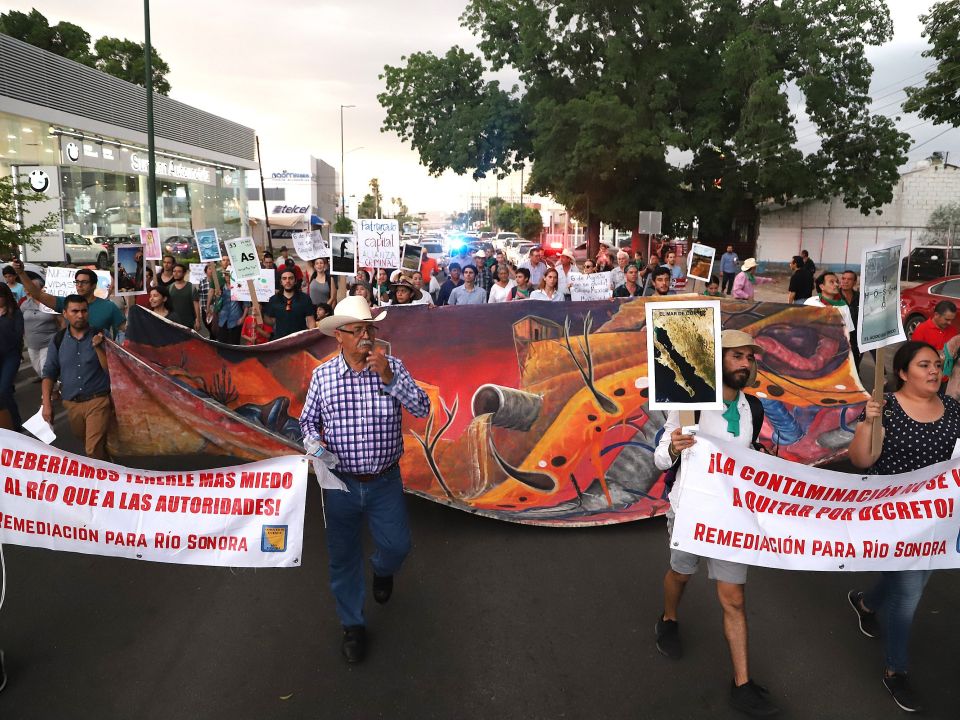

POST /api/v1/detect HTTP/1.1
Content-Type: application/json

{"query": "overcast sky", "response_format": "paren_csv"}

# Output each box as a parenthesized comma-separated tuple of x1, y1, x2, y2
(5, 1, 956, 216)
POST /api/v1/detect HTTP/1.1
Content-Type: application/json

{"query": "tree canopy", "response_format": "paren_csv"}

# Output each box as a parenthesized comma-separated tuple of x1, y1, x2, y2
(903, 0, 960, 127)
(379, 0, 910, 249)
(0, 8, 171, 94)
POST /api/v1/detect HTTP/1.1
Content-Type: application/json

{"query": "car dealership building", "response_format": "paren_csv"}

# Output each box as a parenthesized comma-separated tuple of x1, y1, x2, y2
(0, 32, 257, 262)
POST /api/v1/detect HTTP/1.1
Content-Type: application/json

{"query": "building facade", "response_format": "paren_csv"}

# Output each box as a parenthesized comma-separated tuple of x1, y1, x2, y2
(0, 33, 257, 262)
(246, 156, 338, 241)
(756, 160, 960, 271)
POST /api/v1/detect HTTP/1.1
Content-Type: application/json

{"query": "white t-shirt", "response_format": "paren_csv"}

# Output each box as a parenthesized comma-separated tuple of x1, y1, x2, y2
(529, 288, 565, 302)
(488, 281, 516, 303)
(804, 296, 854, 333)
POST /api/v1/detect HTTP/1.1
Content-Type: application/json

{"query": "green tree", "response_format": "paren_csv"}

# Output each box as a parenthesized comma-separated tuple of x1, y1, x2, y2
(0, 175, 59, 258)
(488, 196, 505, 229)
(903, 1, 960, 127)
(923, 202, 960, 245)
(333, 215, 354, 233)
(379, 0, 909, 256)
(94, 37, 171, 95)
(0, 9, 171, 93)
(357, 178, 383, 219)
(495, 203, 542, 240)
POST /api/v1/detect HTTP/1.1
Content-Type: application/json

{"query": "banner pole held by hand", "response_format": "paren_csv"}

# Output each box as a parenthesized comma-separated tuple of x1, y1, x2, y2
(871, 346, 886, 456)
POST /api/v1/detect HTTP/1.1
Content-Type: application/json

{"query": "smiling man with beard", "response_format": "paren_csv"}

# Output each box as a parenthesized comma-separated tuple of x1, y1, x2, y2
(299, 296, 430, 664)
(653, 330, 779, 718)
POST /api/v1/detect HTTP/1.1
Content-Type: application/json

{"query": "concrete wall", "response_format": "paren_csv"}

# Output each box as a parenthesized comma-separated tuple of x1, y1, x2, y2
(757, 163, 960, 271)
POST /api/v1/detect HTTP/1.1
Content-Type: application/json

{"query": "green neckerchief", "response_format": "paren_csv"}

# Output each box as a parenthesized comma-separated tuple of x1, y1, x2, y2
(722, 397, 741, 437)
(819, 294, 847, 307)
(745, 272, 756, 284)
(945, 344, 955, 378)
(703, 290, 723, 297)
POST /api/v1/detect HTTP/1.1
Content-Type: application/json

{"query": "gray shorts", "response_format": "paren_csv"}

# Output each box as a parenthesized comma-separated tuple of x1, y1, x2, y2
(666, 509, 748, 585)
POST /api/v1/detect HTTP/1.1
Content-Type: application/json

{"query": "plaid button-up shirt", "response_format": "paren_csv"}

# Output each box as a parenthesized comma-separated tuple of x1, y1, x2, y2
(299, 353, 430, 474)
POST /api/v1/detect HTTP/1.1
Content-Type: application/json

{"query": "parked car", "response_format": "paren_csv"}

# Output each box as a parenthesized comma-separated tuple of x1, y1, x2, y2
(901, 246, 960, 281)
(508, 242, 536, 266)
(63, 233, 110, 269)
(164, 236, 194, 256)
(493, 231, 519, 249)
(900, 274, 960, 337)
(421, 241, 445, 263)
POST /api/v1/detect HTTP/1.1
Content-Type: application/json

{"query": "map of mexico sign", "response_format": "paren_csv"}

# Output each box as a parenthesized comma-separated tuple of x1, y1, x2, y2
(357, 219, 400, 268)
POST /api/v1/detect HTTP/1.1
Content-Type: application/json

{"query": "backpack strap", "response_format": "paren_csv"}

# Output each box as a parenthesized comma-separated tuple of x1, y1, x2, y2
(53, 327, 67, 352)
(745, 394, 766, 449)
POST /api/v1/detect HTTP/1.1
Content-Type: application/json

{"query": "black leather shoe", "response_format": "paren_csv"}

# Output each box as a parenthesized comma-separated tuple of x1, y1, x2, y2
(341, 625, 366, 664)
(372, 574, 393, 604)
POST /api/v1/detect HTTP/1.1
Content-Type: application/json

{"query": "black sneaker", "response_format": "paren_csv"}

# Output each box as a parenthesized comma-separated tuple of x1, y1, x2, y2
(372, 574, 393, 604)
(730, 679, 780, 717)
(883, 673, 923, 713)
(654, 617, 682, 660)
(848, 590, 879, 638)
(341, 625, 366, 664)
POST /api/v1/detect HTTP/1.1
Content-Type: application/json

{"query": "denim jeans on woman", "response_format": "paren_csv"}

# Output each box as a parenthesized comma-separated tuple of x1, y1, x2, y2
(865, 569, 933, 673)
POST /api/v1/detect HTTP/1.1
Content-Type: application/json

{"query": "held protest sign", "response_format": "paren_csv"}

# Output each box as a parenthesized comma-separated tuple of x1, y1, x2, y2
(671, 433, 960, 572)
(570, 272, 613, 301)
(224, 236, 261, 281)
(292, 230, 330, 262)
(357, 219, 400, 268)
(858, 239, 906, 352)
(0, 430, 307, 567)
(45, 267, 112, 299)
(230, 269, 275, 301)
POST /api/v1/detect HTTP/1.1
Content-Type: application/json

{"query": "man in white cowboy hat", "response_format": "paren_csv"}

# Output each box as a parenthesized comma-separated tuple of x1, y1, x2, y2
(299, 295, 430, 664)
(555, 248, 580, 299)
(731, 257, 773, 301)
(653, 329, 779, 717)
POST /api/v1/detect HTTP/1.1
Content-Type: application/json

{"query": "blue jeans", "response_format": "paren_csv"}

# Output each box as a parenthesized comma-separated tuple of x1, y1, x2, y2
(322, 465, 411, 627)
(865, 570, 933, 673)
(0, 351, 22, 430)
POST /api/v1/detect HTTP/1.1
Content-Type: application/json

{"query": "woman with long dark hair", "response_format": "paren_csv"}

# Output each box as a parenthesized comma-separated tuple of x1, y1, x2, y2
(0, 282, 24, 430)
(308, 257, 338, 309)
(847, 341, 960, 712)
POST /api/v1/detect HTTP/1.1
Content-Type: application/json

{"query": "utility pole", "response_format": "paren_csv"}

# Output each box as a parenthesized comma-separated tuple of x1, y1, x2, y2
(256, 136, 273, 254)
(340, 105, 354, 220)
(143, 0, 157, 227)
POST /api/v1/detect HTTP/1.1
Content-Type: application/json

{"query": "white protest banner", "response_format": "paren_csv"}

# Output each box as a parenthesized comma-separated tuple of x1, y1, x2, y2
(44, 267, 112, 299)
(571, 272, 613, 301)
(0, 429, 307, 567)
(224, 236, 261, 281)
(292, 230, 330, 262)
(357, 219, 401, 269)
(189, 263, 206, 285)
(671, 433, 960, 572)
(230, 269, 275, 301)
(858, 239, 906, 352)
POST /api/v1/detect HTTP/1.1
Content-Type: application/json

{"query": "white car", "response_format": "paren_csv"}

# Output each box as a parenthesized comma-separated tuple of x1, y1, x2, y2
(421, 241, 445, 263)
(64, 233, 110, 269)
(494, 231, 520, 250)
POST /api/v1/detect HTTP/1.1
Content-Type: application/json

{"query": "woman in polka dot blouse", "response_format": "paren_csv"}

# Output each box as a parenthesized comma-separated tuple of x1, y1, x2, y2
(846, 340, 960, 712)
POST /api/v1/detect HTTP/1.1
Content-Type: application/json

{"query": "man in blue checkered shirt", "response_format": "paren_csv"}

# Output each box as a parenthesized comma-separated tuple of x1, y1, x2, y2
(299, 295, 430, 664)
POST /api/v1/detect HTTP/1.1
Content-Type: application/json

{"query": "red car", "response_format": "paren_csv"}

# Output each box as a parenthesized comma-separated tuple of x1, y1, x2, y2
(900, 275, 960, 338)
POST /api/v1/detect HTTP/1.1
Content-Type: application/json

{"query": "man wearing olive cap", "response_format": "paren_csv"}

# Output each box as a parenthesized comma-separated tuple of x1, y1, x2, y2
(653, 329, 780, 717)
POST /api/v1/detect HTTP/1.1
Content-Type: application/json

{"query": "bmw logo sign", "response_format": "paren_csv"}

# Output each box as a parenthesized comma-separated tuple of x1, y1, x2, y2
(28, 169, 50, 193)
(65, 141, 80, 162)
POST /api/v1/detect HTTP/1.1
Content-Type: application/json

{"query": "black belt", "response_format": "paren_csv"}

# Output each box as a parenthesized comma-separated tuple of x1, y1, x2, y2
(66, 390, 111, 403)
(333, 461, 399, 483)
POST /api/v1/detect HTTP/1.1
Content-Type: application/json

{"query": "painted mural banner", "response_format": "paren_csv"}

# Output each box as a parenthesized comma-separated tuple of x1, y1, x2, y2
(671, 433, 960, 571)
(0, 430, 307, 567)
(110, 297, 869, 527)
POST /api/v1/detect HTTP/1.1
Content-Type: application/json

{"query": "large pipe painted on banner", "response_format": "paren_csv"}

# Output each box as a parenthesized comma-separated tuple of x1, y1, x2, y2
(471, 385, 543, 430)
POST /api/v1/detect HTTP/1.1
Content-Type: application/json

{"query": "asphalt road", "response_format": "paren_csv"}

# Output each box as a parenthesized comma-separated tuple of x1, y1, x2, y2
(3, 353, 959, 720)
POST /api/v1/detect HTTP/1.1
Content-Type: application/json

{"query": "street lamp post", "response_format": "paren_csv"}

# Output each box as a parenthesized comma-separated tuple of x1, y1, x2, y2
(340, 105, 355, 220)
(143, 0, 157, 228)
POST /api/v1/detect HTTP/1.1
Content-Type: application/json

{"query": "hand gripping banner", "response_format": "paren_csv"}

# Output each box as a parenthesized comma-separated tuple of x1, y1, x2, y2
(0, 430, 307, 567)
(671, 434, 960, 572)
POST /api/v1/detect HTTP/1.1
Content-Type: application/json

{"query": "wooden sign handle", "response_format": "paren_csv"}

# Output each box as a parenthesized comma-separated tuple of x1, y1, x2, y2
(870, 346, 886, 456)
(246, 279, 262, 324)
